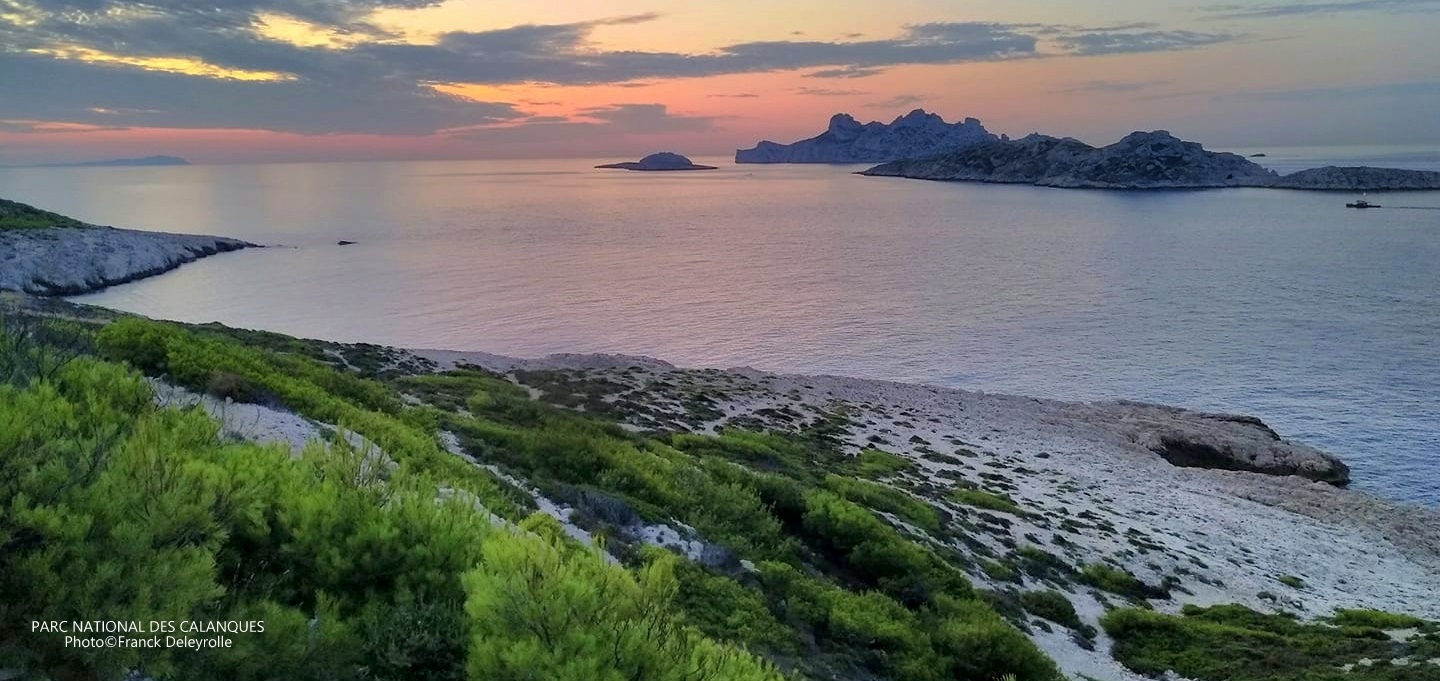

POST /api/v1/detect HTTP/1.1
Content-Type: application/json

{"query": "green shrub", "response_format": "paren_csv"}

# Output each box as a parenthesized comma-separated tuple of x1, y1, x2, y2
(854, 448, 916, 478)
(1020, 590, 1082, 629)
(823, 474, 941, 533)
(1330, 609, 1427, 630)
(949, 488, 1025, 515)
(1079, 563, 1167, 600)
(1102, 605, 1421, 681)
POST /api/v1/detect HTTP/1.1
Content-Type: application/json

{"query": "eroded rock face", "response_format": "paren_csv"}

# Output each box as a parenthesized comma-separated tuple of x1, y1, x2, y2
(862, 131, 1280, 188)
(1271, 166, 1440, 190)
(735, 109, 998, 163)
(0, 226, 253, 296)
(1112, 403, 1351, 484)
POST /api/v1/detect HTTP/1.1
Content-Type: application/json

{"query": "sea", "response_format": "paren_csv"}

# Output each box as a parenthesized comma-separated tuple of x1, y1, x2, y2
(1, 145, 1436, 506)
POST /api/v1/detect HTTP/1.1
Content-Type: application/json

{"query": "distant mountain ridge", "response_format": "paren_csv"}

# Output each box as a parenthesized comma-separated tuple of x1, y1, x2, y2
(735, 109, 998, 163)
(30, 155, 191, 168)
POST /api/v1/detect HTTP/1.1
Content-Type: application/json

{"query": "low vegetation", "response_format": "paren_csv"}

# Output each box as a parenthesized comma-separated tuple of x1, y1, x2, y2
(0, 197, 89, 230)
(1, 312, 1060, 681)
(1104, 604, 1440, 681)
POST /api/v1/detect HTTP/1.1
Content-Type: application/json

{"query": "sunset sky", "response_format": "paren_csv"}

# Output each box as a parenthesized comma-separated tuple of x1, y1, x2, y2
(2, 0, 1438, 164)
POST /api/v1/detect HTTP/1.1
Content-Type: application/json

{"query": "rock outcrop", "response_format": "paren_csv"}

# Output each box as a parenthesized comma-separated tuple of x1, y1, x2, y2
(1111, 402, 1351, 484)
(736, 109, 997, 164)
(595, 152, 717, 171)
(1270, 166, 1440, 190)
(861, 131, 1280, 188)
(0, 226, 253, 295)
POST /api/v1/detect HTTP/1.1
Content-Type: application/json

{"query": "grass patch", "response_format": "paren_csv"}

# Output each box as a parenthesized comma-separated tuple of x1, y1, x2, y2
(0, 198, 89, 230)
(1078, 563, 1167, 601)
(1330, 609, 1428, 630)
(1104, 604, 1433, 681)
(949, 487, 1025, 515)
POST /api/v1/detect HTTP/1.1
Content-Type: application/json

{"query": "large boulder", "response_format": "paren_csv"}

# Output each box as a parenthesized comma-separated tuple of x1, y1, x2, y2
(1111, 403, 1351, 484)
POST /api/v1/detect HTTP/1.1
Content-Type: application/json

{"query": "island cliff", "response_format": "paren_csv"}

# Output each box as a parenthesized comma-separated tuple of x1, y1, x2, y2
(860, 131, 1279, 188)
(736, 109, 997, 164)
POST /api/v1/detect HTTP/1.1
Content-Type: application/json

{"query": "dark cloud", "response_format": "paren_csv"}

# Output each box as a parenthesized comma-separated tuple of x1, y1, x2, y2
(1227, 80, 1440, 101)
(0, 2, 1245, 136)
(1053, 79, 1172, 94)
(0, 51, 522, 134)
(1054, 29, 1236, 55)
(449, 103, 714, 144)
(1203, 0, 1440, 19)
(0, 119, 131, 134)
(794, 87, 869, 96)
(575, 103, 714, 132)
(868, 94, 925, 108)
(805, 67, 884, 78)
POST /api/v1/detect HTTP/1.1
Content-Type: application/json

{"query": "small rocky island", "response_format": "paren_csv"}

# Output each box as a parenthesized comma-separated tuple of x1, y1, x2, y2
(736, 109, 997, 164)
(861, 131, 1440, 191)
(595, 152, 717, 171)
(1271, 166, 1440, 190)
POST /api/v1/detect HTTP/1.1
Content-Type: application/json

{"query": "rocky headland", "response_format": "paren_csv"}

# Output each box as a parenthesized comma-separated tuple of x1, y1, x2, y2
(736, 109, 997, 163)
(0, 198, 253, 295)
(595, 152, 717, 171)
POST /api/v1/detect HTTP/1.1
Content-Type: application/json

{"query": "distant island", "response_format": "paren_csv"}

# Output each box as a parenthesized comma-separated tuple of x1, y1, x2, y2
(860, 130, 1440, 191)
(736, 109, 996, 164)
(30, 155, 191, 168)
(595, 152, 717, 171)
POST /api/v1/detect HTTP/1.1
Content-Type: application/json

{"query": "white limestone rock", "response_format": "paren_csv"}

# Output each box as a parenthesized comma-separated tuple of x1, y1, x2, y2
(0, 226, 253, 295)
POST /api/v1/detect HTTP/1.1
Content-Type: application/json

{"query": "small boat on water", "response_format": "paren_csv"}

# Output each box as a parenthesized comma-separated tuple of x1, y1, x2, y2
(1346, 193, 1379, 209)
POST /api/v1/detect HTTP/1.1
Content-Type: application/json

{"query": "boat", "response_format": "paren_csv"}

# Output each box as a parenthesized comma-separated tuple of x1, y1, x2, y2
(1346, 193, 1379, 209)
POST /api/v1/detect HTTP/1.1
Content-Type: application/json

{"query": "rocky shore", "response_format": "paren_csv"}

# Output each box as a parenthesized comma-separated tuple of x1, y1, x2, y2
(0, 225, 253, 295)
(406, 348, 1437, 680)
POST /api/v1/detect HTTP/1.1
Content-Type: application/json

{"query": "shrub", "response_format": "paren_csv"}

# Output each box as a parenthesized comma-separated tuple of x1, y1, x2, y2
(1020, 590, 1083, 629)
(1079, 563, 1167, 601)
(1102, 605, 1418, 681)
(1330, 609, 1427, 630)
(949, 488, 1025, 515)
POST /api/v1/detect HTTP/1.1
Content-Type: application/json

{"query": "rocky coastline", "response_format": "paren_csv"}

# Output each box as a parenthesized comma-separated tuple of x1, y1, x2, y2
(860, 131, 1440, 191)
(0, 220, 253, 296)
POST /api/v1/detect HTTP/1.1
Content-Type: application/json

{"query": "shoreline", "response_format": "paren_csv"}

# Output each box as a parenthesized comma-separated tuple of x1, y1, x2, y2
(4, 215, 1438, 679)
(411, 347, 1439, 678)
(0, 224, 253, 296)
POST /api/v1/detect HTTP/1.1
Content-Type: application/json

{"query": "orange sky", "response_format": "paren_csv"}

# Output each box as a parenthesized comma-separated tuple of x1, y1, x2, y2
(1, 0, 1437, 164)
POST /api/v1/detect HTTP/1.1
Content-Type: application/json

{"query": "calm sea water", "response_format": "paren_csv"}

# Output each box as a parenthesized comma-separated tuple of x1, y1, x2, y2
(1, 149, 1436, 506)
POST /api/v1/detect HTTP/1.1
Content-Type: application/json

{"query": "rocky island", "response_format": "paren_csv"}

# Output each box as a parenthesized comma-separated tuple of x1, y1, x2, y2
(860, 130, 1440, 191)
(595, 152, 717, 171)
(0, 197, 252, 295)
(736, 109, 997, 164)
(860, 131, 1280, 188)
(1271, 165, 1440, 190)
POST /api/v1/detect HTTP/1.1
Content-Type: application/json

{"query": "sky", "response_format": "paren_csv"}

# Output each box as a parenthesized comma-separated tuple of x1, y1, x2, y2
(1, 0, 1438, 164)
